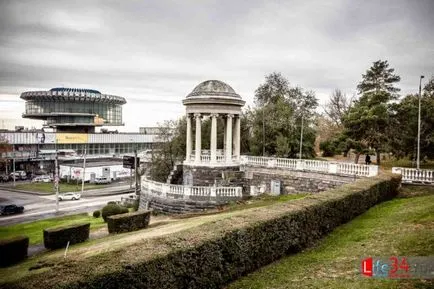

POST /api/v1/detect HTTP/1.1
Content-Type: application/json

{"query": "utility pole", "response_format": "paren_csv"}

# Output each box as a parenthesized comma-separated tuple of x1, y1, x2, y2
(416, 75, 425, 169)
(262, 108, 265, 156)
(54, 136, 59, 212)
(299, 114, 304, 160)
(12, 144, 16, 187)
(134, 148, 138, 195)
(81, 145, 87, 195)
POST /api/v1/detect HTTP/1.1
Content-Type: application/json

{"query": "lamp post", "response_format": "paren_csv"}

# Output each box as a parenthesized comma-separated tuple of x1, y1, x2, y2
(81, 144, 87, 195)
(54, 134, 59, 212)
(299, 114, 304, 160)
(416, 75, 425, 169)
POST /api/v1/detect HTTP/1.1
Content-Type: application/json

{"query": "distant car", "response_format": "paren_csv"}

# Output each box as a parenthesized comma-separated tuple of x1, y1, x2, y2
(58, 192, 81, 201)
(0, 174, 9, 182)
(95, 177, 111, 184)
(9, 171, 27, 180)
(32, 175, 52, 183)
(0, 204, 24, 215)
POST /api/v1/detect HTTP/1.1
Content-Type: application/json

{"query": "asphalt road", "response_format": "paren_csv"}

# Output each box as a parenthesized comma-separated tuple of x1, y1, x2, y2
(0, 188, 136, 226)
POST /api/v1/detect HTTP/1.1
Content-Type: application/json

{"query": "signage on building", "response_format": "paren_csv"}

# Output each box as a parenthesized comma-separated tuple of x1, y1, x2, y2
(94, 114, 105, 125)
(123, 156, 139, 169)
(56, 133, 89, 144)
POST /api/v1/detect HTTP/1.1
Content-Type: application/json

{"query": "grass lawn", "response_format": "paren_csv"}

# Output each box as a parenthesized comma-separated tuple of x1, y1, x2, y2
(0, 213, 106, 245)
(228, 185, 434, 289)
(14, 182, 108, 194)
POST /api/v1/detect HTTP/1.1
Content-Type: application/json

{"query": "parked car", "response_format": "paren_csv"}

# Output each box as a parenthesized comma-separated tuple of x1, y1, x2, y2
(0, 174, 9, 182)
(9, 171, 27, 180)
(0, 204, 24, 215)
(95, 177, 111, 184)
(32, 175, 52, 183)
(58, 192, 81, 201)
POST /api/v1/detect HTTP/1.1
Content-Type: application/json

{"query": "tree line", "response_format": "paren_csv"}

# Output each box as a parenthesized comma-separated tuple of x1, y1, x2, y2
(149, 60, 433, 181)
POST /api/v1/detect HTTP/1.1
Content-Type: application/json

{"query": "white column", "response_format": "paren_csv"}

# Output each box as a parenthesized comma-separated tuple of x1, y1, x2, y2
(223, 116, 226, 152)
(210, 113, 218, 163)
(194, 113, 201, 164)
(186, 114, 192, 161)
(234, 116, 241, 161)
(225, 114, 233, 162)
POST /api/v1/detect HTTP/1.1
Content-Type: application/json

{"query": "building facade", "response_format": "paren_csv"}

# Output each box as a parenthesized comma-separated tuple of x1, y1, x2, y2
(21, 87, 126, 133)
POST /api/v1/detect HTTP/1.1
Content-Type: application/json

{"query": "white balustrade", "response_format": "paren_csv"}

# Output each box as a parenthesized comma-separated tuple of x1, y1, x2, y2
(241, 155, 378, 177)
(276, 158, 297, 169)
(216, 155, 225, 162)
(200, 155, 210, 163)
(142, 179, 243, 201)
(392, 167, 434, 184)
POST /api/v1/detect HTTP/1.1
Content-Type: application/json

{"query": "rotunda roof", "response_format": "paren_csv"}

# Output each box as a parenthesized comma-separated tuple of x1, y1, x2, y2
(186, 80, 241, 99)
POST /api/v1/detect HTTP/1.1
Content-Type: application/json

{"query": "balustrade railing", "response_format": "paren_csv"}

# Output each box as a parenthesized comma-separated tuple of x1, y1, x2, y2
(240, 155, 378, 177)
(392, 167, 434, 184)
(142, 179, 243, 200)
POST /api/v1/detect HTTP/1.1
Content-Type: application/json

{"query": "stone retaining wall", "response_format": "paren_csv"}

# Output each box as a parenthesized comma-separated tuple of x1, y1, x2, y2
(140, 194, 237, 214)
(243, 166, 356, 194)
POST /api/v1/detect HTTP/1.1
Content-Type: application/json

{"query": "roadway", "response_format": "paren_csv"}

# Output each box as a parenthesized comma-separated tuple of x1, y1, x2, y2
(0, 187, 136, 226)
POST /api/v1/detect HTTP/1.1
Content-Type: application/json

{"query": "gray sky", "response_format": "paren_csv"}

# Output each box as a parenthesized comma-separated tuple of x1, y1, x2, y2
(1, 0, 433, 132)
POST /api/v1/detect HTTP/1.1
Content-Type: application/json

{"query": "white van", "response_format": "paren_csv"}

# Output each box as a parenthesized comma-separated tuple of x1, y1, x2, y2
(95, 177, 111, 184)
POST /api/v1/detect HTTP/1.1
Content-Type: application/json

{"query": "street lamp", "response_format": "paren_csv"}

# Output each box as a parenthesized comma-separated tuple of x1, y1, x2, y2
(416, 75, 425, 169)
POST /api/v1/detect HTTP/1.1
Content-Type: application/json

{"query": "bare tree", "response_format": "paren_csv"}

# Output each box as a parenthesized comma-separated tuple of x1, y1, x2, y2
(323, 89, 354, 126)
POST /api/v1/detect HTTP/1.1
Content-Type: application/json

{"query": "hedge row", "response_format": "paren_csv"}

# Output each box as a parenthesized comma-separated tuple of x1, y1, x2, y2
(0, 236, 28, 267)
(107, 210, 151, 234)
(43, 223, 90, 249)
(0, 174, 401, 289)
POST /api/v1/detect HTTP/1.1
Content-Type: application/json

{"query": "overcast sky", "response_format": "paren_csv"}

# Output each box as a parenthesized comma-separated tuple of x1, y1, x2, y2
(0, 0, 433, 132)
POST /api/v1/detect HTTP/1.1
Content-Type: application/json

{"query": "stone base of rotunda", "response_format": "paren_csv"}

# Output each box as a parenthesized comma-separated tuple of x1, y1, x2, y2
(183, 165, 242, 186)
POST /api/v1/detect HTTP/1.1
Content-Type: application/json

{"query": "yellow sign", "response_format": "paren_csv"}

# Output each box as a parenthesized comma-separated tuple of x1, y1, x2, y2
(56, 133, 88, 144)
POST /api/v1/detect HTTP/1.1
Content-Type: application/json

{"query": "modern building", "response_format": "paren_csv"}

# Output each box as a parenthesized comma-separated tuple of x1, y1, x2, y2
(0, 86, 159, 175)
(20, 87, 126, 133)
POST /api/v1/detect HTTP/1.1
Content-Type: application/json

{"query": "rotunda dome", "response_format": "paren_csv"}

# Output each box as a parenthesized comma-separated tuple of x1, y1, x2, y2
(186, 80, 241, 99)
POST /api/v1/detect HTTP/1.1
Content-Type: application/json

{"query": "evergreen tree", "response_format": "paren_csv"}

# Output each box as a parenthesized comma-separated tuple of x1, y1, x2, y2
(344, 60, 400, 165)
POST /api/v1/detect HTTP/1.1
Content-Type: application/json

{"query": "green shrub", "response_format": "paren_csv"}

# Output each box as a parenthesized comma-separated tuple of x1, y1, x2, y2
(101, 204, 129, 222)
(132, 199, 139, 211)
(43, 223, 90, 249)
(92, 210, 101, 218)
(107, 201, 117, 205)
(0, 236, 29, 267)
(107, 210, 151, 234)
(320, 140, 337, 157)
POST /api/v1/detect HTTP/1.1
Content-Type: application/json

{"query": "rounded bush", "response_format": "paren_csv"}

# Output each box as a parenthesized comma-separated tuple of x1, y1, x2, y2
(101, 204, 129, 222)
(92, 210, 101, 218)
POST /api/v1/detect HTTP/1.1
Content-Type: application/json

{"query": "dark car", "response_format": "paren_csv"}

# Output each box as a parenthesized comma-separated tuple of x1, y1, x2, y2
(0, 205, 24, 215)
(0, 174, 9, 182)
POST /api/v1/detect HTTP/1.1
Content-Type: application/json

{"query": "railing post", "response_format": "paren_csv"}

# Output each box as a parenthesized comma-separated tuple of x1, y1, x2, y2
(210, 187, 216, 200)
(162, 184, 168, 198)
(368, 165, 378, 177)
(328, 163, 338, 174)
(184, 186, 191, 200)
(296, 159, 304, 170)
(267, 159, 276, 168)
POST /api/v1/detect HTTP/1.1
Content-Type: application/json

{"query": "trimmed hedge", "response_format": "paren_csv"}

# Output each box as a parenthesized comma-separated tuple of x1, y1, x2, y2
(101, 204, 129, 222)
(0, 174, 401, 289)
(107, 210, 151, 234)
(43, 223, 90, 249)
(0, 236, 29, 267)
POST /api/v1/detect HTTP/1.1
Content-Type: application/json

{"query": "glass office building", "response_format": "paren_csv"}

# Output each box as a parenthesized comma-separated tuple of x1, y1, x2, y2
(21, 88, 126, 133)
